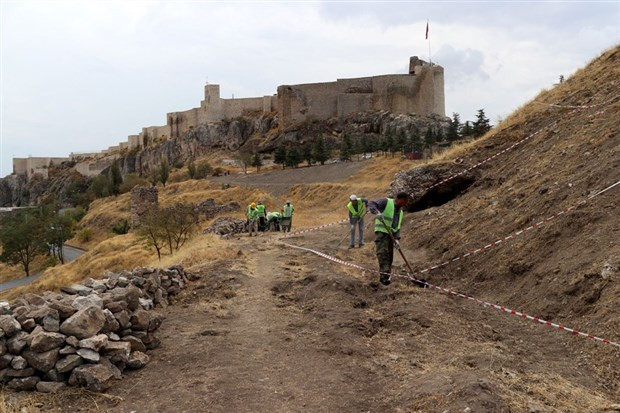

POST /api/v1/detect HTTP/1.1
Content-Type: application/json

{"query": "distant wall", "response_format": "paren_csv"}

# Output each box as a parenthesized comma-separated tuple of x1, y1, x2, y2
(12, 157, 70, 180)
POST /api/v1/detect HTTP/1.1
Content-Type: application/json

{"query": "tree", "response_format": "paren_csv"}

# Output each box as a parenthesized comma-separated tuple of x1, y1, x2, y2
(91, 175, 111, 198)
(408, 127, 423, 152)
(236, 151, 253, 174)
(251, 152, 263, 172)
(274, 145, 287, 169)
(361, 136, 373, 158)
(472, 109, 492, 137)
(148, 169, 160, 187)
(163, 204, 199, 251)
(302, 144, 314, 166)
(461, 121, 473, 139)
(312, 136, 329, 165)
(286, 146, 301, 168)
(447, 112, 461, 142)
(187, 161, 196, 179)
(340, 133, 353, 161)
(110, 160, 123, 196)
(396, 129, 408, 155)
(158, 160, 170, 187)
(45, 211, 75, 264)
(424, 127, 436, 157)
(435, 127, 445, 143)
(137, 209, 167, 260)
(382, 132, 393, 156)
(195, 161, 212, 179)
(0, 210, 48, 276)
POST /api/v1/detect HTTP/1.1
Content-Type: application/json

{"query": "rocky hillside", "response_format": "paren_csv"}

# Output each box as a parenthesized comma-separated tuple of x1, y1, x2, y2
(0, 110, 448, 208)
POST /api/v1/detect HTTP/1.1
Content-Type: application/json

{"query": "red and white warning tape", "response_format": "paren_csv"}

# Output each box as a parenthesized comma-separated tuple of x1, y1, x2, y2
(279, 179, 620, 349)
(534, 93, 620, 109)
(279, 241, 620, 349)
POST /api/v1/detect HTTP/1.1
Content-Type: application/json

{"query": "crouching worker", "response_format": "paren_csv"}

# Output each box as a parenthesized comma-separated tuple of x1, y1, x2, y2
(267, 211, 282, 232)
(368, 192, 409, 286)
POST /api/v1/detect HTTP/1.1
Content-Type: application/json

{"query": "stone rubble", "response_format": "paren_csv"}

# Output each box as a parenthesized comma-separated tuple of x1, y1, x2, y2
(203, 217, 247, 238)
(0, 265, 191, 393)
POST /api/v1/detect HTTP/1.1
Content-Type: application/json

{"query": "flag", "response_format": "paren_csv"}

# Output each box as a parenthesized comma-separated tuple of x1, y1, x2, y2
(425, 20, 429, 40)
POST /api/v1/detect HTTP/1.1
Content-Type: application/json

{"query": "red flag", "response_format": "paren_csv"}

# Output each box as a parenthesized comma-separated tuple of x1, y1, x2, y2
(425, 20, 429, 40)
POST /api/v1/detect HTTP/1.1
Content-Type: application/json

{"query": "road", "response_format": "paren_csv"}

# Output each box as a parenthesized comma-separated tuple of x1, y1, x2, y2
(0, 245, 85, 293)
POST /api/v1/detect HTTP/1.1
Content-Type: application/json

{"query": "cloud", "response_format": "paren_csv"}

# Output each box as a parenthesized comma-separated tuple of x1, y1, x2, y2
(1, 1, 619, 176)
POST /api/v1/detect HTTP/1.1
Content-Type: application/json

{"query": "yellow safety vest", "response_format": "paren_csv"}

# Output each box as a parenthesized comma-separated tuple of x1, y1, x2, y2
(374, 198, 403, 234)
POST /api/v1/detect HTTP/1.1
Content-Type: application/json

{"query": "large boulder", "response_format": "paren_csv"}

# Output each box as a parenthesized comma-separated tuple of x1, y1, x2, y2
(36, 381, 66, 393)
(72, 295, 103, 310)
(7, 331, 29, 353)
(59, 306, 105, 339)
(76, 348, 100, 363)
(101, 341, 131, 363)
(22, 349, 60, 372)
(127, 351, 150, 369)
(109, 287, 141, 311)
(78, 334, 108, 352)
(7, 376, 40, 390)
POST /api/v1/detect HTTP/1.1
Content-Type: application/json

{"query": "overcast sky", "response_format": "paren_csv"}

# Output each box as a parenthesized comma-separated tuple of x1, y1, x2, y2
(1, 1, 619, 177)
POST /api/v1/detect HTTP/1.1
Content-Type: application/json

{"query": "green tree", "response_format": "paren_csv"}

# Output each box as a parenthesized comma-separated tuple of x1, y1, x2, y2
(236, 151, 253, 174)
(137, 209, 167, 260)
(447, 112, 461, 142)
(461, 121, 473, 138)
(473, 109, 492, 137)
(0, 210, 48, 276)
(110, 160, 123, 196)
(408, 127, 423, 152)
(91, 175, 111, 198)
(312, 136, 329, 165)
(195, 161, 212, 179)
(187, 161, 196, 179)
(396, 129, 407, 155)
(361, 136, 373, 158)
(274, 145, 287, 169)
(340, 133, 353, 161)
(45, 211, 75, 264)
(302, 143, 314, 166)
(424, 127, 436, 157)
(159, 159, 170, 187)
(286, 146, 301, 168)
(251, 152, 263, 172)
(435, 127, 445, 143)
(382, 132, 393, 156)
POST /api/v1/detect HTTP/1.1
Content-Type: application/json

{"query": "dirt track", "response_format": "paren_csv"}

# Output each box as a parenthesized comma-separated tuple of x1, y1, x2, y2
(56, 223, 619, 413)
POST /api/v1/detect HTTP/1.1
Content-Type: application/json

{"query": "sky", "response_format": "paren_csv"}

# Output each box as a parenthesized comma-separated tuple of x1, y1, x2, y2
(1, 1, 619, 177)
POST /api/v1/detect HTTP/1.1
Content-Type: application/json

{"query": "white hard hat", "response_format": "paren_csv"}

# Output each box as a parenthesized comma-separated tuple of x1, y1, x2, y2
(350, 195, 357, 201)
(286, 200, 290, 203)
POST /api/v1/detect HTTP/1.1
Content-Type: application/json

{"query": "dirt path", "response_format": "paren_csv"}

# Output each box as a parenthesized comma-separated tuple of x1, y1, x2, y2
(58, 225, 619, 412)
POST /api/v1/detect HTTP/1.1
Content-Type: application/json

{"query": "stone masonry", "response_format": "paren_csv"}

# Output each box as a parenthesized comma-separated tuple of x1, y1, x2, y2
(130, 187, 159, 228)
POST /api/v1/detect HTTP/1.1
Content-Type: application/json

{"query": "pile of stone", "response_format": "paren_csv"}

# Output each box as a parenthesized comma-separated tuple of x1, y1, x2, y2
(0, 265, 192, 393)
(195, 198, 240, 220)
(203, 217, 247, 238)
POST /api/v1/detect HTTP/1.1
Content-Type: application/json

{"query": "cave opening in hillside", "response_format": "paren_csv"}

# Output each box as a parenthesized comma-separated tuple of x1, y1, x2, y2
(407, 176, 476, 212)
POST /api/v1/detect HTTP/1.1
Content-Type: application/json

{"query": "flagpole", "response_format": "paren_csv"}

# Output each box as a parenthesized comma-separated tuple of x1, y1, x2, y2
(427, 19, 432, 66)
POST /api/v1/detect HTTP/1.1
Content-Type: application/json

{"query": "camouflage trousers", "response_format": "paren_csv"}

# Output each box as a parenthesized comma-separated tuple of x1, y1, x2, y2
(374, 232, 394, 279)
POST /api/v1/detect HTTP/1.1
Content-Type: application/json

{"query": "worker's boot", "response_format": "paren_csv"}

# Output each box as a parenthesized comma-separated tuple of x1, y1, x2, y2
(379, 273, 391, 286)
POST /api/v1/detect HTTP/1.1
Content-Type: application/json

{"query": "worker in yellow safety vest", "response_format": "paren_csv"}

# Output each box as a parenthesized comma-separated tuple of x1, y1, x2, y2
(246, 202, 259, 236)
(347, 194, 366, 249)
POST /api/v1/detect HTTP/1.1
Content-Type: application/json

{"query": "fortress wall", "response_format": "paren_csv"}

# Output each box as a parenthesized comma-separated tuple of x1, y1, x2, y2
(337, 93, 374, 117)
(12, 158, 27, 175)
(75, 157, 115, 177)
(220, 96, 265, 118)
(128, 135, 140, 150)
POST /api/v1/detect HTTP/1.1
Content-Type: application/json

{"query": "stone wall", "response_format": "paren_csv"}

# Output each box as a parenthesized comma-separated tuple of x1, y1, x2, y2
(0, 265, 192, 392)
(12, 157, 70, 180)
(130, 186, 159, 227)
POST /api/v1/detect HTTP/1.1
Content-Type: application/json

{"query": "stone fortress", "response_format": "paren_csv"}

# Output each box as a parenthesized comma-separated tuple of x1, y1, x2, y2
(12, 56, 444, 179)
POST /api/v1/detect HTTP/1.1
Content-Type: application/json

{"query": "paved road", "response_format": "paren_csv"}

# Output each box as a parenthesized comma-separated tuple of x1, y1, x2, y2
(0, 245, 85, 293)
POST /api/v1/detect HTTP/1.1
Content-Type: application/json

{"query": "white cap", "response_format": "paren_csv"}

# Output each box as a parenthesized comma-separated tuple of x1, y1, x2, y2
(286, 200, 290, 203)
(350, 195, 357, 201)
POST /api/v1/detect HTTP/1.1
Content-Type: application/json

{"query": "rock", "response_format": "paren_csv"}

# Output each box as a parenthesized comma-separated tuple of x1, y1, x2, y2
(76, 348, 100, 363)
(30, 330, 66, 352)
(66, 336, 79, 347)
(22, 349, 60, 372)
(56, 354, 83, 373)
(0, 354, 13, 369)
(43, 314, 61, 332)
(131, 276, 145, 288)
(109, 286, 141, 311)
(107, 332, 120, 341)
(102, 309, 120, 333)
(139, 298, 153, 310)
(59, 345, 76, 355)
(105, 301, 127, 313)
(127, 351, 150, 369)
(102, 341, 131, 363)
(25, 306, 59, 324)
(148, 313, 164, 332)
(117, 276, 129, 288)
(122, 335, 146, 352)
(48, 300, 76, 319)
(7, 331, 29, 353)
(60, 306, 105, 339)
(45, 368, 65, 382)
(0, 301, 11, 315)
(130, 309, 152, 331)
(78, 334, 108, 351)
(7, 376, 40, 390)
(70, 362, 118, 391)
(20, 318, 36, 332)
(83, 278, 107, 293)
(114, 310, 131, 329)
(23, 293, 47, 306)
(204, 217, 247, 237)
(10, 355, 27, 370)
(7, 367, 35, 377)
(36, 381, 66, 393)
(72, 294, 103, 310)
(0, 315, 22, 337)
(60, 284, 93, 296)
(0, 341, 6, 356)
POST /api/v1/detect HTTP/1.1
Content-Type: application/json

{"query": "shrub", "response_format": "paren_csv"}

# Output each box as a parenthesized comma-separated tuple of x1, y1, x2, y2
(112, 219, 130, 235)
(119, 173, 149, 194)
(77, 228, 93, 243)
(195, 162, 213, 179)
(212, 167, 225, 177)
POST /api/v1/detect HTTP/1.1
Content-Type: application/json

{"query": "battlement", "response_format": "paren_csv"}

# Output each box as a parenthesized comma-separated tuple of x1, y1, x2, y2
(12, 157, 70, 180)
